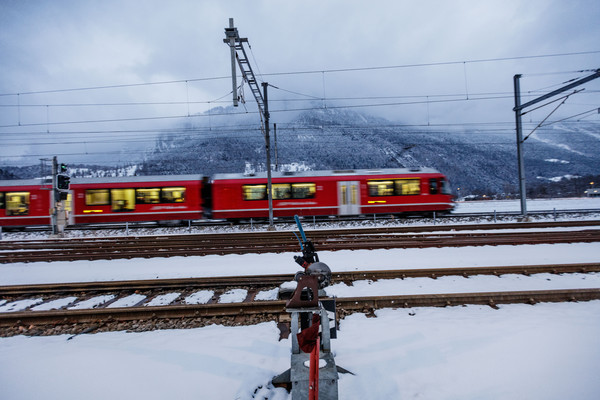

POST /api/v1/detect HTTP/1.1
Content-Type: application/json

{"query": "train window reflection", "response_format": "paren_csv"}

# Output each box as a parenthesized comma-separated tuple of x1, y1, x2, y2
(291, 183, 316, 199)
(243, 183, 317, 201)
(272, 184, 291, 200)
(0, 192, 4, 209)
(396, 179, 421, 195)
(136, 188, 161, 204)
(368, 180, 394, 196)
(243, 185, 267, 201)
(161, 187, 186, 203)
(441, 178, 452, 195)
(6, 192, 30, 215)
(429, 178, 439, 194)
(111, 189, 135, 212)
(86, 189, 110, 206)
(369, 179, 421, 196)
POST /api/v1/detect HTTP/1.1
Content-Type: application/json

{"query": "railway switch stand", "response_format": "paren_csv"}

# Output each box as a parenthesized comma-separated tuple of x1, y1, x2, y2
(272, 216, 349, 399)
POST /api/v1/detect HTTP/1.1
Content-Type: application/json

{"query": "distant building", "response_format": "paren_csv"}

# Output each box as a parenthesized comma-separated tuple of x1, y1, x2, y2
(584, 187, 600, 197)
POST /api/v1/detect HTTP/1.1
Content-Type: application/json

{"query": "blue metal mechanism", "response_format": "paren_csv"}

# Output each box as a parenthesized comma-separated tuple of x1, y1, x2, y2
(295, 215, 307, 243)
(293, 215, 319, 268)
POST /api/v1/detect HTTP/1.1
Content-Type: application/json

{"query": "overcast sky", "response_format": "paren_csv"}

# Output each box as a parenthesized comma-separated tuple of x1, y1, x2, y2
(1, 0, 599, 166)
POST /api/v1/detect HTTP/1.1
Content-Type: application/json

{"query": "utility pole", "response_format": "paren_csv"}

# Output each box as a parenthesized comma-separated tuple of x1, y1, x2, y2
(51, 156, 58, 235)
(262, 81, 274, 227)
(226, 19, 238, 107)
(224, 18, 275, 229)
(513, 68, 600, 217)
(274, 123, 279, 171)
(513, 75, 527, 216)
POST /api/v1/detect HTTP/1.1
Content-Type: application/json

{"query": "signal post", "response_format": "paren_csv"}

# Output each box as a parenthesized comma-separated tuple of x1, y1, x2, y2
(51, 156, 70, 236)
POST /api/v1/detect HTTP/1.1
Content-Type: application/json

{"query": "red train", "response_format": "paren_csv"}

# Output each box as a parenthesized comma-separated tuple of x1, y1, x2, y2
(0, 168, 454, 228)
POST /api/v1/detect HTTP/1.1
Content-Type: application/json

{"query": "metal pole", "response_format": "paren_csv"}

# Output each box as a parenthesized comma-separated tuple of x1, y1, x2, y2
(263, 82, 275, 230)
(227, 18, 238, 107)
(309, 335, 320, 400)
(513, 74, 527, 216)
(274, 123, 278, 171)
(511, 69, 600, 218)
(51, 156, 58, 235)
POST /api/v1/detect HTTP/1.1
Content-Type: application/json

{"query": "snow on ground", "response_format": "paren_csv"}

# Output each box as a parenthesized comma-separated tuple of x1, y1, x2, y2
(1, 198, 600, 399)
(453, 197, 600, 213)
(1, 301, 599, 400)
(1, 242, 599, 286)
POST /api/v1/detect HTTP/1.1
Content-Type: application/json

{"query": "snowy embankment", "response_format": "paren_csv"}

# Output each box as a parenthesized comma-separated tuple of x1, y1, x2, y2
(1, 198, 599, 399)
(453, 197, 600, 213)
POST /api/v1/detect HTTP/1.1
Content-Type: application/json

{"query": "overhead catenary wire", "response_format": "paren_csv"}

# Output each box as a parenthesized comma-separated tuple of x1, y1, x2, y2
(1, 91, 571, 129)
(0, 51, 598, 164)
(1, 50, 598, 97)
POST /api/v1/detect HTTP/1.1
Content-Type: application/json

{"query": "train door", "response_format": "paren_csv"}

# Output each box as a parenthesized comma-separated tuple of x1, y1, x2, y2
(337, 181, 360, 215)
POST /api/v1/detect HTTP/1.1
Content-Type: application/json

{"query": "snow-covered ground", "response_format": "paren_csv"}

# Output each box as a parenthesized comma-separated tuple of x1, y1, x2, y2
(453, 197, 600, 213)
(1, 198, 600, 399)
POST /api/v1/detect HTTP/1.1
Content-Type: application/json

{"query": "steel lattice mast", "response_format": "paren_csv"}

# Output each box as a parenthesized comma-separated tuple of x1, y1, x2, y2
(224, 18, 274, 229)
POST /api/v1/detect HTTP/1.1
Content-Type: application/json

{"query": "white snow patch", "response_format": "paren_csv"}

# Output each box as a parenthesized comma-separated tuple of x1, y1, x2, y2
(255, 288, 279, 301)
(68, 295, 115, 310)
(0, 298, 43, 313)
(529, 132, 586, 155)
(145, 293, 181, 307)
(31, 297, 77, 311)
(219, 288, 248, 303)
(184, 290, 213, 304)
(107, 294, 146, 308)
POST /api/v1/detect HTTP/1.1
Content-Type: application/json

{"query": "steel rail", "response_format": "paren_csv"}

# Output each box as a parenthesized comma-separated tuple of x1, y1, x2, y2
(1, 289, 599, 328)
(10, 208, 599, 233)
(0, 224, 599, 263)
(2, 220, 599, 248)
(1, 263, 598, 297)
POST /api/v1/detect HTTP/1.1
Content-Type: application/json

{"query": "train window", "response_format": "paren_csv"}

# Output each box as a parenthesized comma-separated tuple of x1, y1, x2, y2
(161, 187, 186, 203)
(368, 180, 395, 196)
(243, 185, 267, 201)
(111, 189, 135, 212)
(272, 184, 291, 200)
(86, 189, 110, 206)
(441, 178, 452, 195)
(0, 192, 4, 209)
(136, 188, 161, 204)
(395, 179, 421, 195)
(291, 183, 316, 199)
(5, 191, 30, 216)
(429, 179, 439, 195)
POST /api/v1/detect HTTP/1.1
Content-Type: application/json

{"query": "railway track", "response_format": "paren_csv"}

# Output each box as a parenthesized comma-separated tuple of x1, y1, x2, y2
(6, 207, 599, 233)
(1, 220, 599, 263)
(2, 263, 599, 337)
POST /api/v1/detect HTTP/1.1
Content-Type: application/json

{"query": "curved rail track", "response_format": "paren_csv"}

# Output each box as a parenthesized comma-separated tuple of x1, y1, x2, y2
(1, 220, 599, 263)
(2, 263, 599, 337)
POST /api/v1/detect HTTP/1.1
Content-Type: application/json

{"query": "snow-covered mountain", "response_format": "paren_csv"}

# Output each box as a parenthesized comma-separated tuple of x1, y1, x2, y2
(2, 107, 598, 197)
(139, 107, 599, 196)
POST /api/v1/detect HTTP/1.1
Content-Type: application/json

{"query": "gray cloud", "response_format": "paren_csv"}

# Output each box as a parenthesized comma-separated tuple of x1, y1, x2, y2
(1, 0, 599, 165)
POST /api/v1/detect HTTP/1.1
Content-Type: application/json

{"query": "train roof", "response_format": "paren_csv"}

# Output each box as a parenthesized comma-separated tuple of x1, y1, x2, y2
(71, 174, 205, 184)
(212, 167, 442, 181)
(0, 175, 205, 188)
(0, 178, 50, 187)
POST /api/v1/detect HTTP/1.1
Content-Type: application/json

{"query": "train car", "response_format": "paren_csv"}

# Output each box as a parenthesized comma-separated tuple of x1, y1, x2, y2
(0, 178, 53, 227)
(208, 168, 454, 220)
(70, 175, 206, 225)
